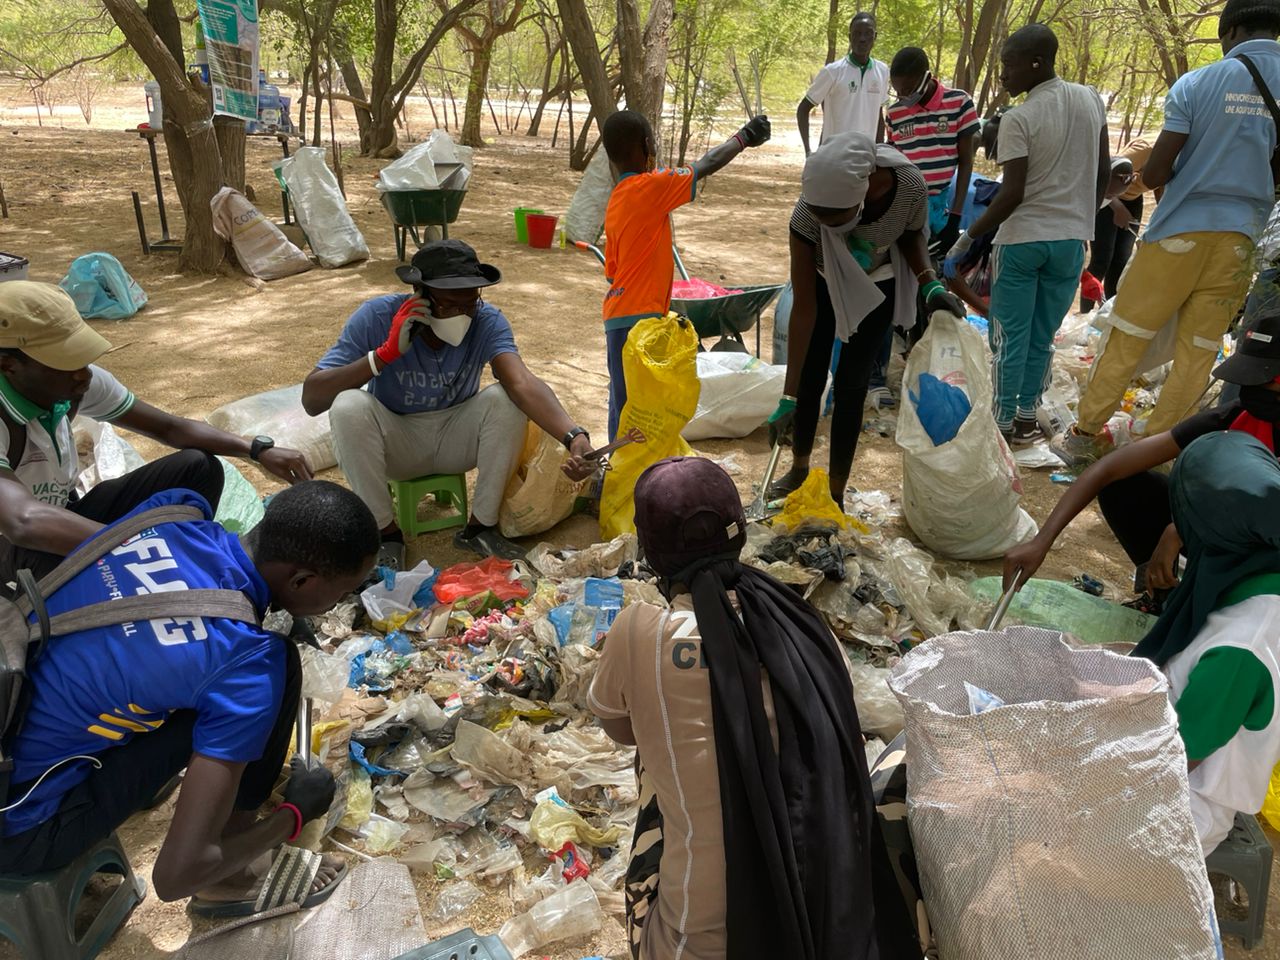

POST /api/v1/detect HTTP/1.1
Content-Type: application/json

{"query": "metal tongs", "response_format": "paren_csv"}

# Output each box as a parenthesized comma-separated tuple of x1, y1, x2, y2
(985, 568, 1024, 631)
(584, 427, 646, 473)
(744, 441, 783, 522)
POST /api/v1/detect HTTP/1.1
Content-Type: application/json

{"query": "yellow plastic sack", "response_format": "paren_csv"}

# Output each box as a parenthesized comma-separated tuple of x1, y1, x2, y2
(600, 315, 701, 539)
(1261, 760, 1280, 831)
(772, 468, 866, 533)
(499, 421, 585, 538)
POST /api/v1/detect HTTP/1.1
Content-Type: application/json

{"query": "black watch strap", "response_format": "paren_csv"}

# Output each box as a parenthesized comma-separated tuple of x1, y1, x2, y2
(562, 426, 589, 450)
(250, 436, 275, 462)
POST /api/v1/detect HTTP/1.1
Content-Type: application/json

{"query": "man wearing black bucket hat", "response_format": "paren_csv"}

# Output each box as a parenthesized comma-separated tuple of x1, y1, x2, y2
(1004, 304, 1280, 613)
(303, 240, 595, 565)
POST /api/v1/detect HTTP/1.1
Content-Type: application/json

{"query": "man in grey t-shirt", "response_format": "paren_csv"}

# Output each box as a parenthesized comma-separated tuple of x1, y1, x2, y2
(943, 24, 1109, 443)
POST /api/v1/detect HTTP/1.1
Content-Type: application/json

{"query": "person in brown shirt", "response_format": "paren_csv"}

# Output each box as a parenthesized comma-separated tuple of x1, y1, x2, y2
(1083, 138, 1158, 310)
(589, 456, 920, 960)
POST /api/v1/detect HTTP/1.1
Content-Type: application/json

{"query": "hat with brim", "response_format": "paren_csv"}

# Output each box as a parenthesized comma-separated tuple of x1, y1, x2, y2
(0, 281, 111, 372)
(395, 238, 502, 290)
(1214, 308, 1280, 385)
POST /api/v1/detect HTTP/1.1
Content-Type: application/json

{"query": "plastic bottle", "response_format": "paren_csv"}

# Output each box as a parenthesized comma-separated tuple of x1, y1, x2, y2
(143, 81, 163, 128)
(258, 69, 282, 131)
(497, 879, 603, 957)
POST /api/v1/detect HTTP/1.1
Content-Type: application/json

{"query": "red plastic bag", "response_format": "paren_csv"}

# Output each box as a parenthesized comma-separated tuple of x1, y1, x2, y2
(671, 278, 742, 299)
(433, 556, 529, 604)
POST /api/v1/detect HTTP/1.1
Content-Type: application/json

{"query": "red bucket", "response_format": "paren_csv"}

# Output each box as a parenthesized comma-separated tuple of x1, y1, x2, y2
(526, 213, 558, 249)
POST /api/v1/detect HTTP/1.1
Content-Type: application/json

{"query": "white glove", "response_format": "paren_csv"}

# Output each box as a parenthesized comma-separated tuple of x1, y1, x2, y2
(944, 230, 975, 262)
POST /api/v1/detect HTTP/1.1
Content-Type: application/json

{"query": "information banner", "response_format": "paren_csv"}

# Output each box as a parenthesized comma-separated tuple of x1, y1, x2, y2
(196, 0, 259, 121)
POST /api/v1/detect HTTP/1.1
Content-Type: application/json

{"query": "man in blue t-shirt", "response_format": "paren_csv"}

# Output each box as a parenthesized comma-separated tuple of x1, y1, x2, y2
(1067, 0, 1280, 458)
(0, 481, 379, 917)
(303, 239, 596, 565)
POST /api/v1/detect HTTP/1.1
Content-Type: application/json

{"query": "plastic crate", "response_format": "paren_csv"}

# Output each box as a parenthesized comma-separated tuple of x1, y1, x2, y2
(0, 252, 29, 282)
(391, 927, 513, 960)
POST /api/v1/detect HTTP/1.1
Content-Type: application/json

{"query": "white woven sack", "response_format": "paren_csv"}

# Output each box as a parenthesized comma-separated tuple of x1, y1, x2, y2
(888, 627, 1218, 960)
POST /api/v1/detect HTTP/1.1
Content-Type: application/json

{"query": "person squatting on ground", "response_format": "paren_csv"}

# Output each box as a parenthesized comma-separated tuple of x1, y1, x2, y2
(768, 131, 966, 505)
(599, 109, 770, 441)
(943, 24, 1109, 446)
(1002, 305, 1280, 614)
(1130, 431, 1280, 856)
(798, 11, 890, 155)
(589, 455, 921, 960)
(0, 281, 312, 590)
(0, 481, 380, 917)
(302, 239, 596, 567)
(1063, 0, 1280, 454)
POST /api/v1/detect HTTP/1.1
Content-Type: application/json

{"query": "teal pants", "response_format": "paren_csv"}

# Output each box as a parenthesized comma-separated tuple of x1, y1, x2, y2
(988, 240, 1084, 429)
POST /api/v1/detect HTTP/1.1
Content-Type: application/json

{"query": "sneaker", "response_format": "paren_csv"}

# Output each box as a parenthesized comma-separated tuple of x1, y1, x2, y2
(1050, 425, 1104, 467)
(1008, 416, 1044, 446)
(867, 385, 898, 411)
(376, 539, 406, 571)
(454, 525, 526, 561)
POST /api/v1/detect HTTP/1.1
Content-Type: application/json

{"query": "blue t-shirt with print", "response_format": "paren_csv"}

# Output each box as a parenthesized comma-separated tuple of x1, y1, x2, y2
(316, 294, 519, 414)
(1145, 39, 1280, 243)
(5, 489, 286, 837)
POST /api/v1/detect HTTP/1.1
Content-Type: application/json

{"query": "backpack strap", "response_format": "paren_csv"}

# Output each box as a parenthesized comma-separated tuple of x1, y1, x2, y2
(0, 405, 24, 473)
(40, 588, 260, 638)
(1216, 572, 1280, 611)
(26, 504, 206, 606)
(1236, 54, 1280, 186)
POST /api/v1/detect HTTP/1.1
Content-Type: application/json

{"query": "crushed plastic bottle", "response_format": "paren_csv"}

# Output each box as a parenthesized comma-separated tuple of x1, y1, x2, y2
(498, 879, 603, 957)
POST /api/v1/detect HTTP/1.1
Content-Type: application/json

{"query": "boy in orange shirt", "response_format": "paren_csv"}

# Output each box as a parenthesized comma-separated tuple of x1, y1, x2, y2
(600, 110, 771, 438)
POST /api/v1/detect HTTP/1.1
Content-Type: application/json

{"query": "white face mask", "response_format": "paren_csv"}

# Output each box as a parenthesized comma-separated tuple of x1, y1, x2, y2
(428, 312, 472, 346)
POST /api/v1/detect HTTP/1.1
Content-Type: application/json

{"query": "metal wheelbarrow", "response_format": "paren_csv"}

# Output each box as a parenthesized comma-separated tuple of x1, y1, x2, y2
(381, 189, 468, 261)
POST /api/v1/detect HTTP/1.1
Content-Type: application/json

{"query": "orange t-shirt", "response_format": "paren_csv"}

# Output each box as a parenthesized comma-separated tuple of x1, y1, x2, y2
(602, 167, 698, 330)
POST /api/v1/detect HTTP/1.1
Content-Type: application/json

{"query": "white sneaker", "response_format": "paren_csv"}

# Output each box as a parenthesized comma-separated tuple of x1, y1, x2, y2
(867, 386, 897, 411)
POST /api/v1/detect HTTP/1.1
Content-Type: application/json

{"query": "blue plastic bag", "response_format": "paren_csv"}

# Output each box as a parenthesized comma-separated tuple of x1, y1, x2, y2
(909, 372, 972, 446)
(59, 253, 147, 320)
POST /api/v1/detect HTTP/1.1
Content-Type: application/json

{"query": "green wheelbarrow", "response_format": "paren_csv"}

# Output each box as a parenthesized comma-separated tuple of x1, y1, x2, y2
(380, 189, 467, 261)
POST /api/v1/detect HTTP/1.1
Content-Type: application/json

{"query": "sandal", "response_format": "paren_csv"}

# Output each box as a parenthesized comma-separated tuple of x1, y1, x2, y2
(189, 845, 348, 919)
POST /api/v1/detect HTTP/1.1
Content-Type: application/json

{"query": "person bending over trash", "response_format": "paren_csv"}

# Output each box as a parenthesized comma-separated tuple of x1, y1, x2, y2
(303, 239, 596, 567)
(0, 481, 378, 917)
(768, 131, 965, 506)
(589, 456, 920, 960)
(1128, 431, 1280, 856)
(1002, 306, 1280, 616)
(599, 109, 770, 440)
(0, 281, 313, 591)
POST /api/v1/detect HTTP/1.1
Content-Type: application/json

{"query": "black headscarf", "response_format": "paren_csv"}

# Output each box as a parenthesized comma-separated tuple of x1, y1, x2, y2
(681, 558, 922, 960)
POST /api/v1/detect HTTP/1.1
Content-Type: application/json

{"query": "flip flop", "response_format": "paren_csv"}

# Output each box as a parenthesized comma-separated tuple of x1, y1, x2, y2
(189, 846, 348, 919)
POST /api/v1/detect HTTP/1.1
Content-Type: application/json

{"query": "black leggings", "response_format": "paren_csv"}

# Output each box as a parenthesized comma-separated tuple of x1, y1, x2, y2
(2, 449, 225, 586)
(0, 636, 300, 875)
(1084, 196, 1143, 308)
(793, 274, 896, 487)
(1096, 469, 1171, 567)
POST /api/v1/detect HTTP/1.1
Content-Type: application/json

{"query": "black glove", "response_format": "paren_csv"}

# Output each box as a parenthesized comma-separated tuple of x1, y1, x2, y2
(934, 212, 962, 255)
(283, 755, 336, 824)
(926, 286, 967, 319)
(737, 115, 771, 148)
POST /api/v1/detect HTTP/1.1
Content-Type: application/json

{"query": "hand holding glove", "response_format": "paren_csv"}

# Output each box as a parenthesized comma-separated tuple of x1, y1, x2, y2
(283, 755, 337, 824)
(934, 212, 962, 255)
(768, 395, 797, 447)
(374, 296, 431, 366)
(942, 230, 975, 282)
(735, 115, 771, 149)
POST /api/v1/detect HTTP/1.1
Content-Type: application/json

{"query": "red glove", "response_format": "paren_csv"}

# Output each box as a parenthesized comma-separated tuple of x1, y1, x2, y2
(1079, 271, 1104, 305)
(375, 296, 430, 365)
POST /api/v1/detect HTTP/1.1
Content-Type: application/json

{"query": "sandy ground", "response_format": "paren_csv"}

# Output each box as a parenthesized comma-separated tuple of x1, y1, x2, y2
(3, 83, 1271, 958)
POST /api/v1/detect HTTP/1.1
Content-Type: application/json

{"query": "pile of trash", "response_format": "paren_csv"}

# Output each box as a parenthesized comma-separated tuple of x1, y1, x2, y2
(284, 484, 981, 955)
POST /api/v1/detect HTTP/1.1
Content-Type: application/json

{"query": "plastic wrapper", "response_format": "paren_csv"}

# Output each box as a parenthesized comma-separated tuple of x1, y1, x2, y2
(73, 417, 145, 496)
(897, 311, 1037, 560)
(451, 719, 537, 790)
(451, 827, 522, 880)
(360, 561, 438, 630)
(498, 879, 603, 958)
(434, 556, 529, 604)
(425, 880, 483, 924)
(682, 353, 785, 441)
(500, 420, 586, 538)
(207, 384, 336, 472)
(888, 627, 1217, 959)
(879, 537, 981, 638)
(274, 146, 369, 267)
(377, 130, 473, 192)
(358, 814, 410, 854)
(339, 768, 374, 832)
(772, 470, 862, 534)
(212, 457, 265, 533)
(849, 661, 905, 739)
(59, 252, 147, 319)
(527, 534, 638, 580)
(403, 769, 495, 826)
(968, 577, 1156, 647)
(210, 186, 312, 280)
(300, 645, 351, 704)
(529, 797, 624, 850)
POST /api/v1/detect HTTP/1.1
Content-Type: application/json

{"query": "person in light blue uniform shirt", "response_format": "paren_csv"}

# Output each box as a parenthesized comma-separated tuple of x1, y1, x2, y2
(303, 240, 596, 565)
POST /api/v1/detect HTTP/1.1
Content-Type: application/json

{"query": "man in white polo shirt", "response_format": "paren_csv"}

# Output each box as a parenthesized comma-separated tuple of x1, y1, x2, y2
(798, 12, 890, 155)
(0, 281, 312, 587)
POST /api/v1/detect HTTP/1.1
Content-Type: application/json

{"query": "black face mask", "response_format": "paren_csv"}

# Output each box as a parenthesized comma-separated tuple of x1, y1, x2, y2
(1240, 384, 1280, 422)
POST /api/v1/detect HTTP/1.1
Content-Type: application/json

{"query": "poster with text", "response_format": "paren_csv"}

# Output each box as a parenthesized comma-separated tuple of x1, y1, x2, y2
(197, 0, 259, 121)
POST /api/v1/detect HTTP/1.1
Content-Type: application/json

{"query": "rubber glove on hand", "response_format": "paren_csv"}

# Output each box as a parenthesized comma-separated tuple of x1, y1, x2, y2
(768, 395, 797, 447)
(926, 286, 967, 319)
(283, 755, 337, 824)
(934, 212, 962, 255)
(374, 296, 431, 366)
(736, 115, 771, 148)
(942, 230, 975, 281)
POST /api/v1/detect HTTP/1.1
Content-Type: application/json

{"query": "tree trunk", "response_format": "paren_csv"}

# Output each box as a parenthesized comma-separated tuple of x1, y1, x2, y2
(616, 0, 673, 133)
(214, 116, 246, 192)
(334, 26, 371, 147)
(556, 0, 617, 136)
(145, 0, 185, 71)
(826, 0, 840, 65)
(103, 0, 225, 273)
(461, 38, 495, 146)
(528, 37, 564, 136)
(569, 108, 597, 170)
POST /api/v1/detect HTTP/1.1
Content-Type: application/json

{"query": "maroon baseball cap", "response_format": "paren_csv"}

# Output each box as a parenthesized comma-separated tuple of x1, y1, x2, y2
(634, 457, 746, 577)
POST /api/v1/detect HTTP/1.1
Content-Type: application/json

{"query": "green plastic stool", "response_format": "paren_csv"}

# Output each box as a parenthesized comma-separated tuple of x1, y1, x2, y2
(1207, 812, 1272, 949)
(388, 474, 468, 537)
(0, 832, 145, 960)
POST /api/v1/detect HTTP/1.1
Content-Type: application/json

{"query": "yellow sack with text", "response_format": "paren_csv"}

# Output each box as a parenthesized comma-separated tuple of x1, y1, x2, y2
(600, 315, 701, 539)
(499, 421, 585, 538)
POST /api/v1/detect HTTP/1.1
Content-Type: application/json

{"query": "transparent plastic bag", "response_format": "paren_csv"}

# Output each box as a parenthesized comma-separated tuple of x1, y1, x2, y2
(275, 147, 369, 268)
(59, 252, 147, 319)
(206, 383, 335, 472)
(773, 469, 861, 534)
(72, 418, 145, 496)
(213, 457, 265, 534)
(849, 661, 905, 739)
(498, 880, 603, 958)
(682, 353, 786, 441)
(425, 880, 482, 924)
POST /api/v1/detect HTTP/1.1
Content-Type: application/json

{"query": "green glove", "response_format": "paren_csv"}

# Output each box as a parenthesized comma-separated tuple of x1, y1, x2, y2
(769, 395, 797, 446)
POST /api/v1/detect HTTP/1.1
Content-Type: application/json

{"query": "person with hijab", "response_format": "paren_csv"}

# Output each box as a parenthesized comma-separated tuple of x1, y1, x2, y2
(1001, 306, 1280, 614)
(1129, 431, 1280, 855)
(588, 456, 920, 960)
(767, 131, 965, 505)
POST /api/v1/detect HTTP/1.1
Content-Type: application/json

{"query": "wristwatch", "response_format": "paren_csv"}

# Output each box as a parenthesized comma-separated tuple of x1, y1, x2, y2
(562, 426, 589, 450)
(250, 436, 275, 462)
